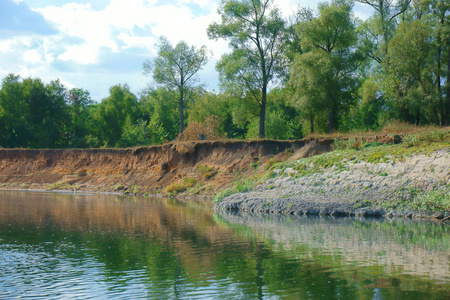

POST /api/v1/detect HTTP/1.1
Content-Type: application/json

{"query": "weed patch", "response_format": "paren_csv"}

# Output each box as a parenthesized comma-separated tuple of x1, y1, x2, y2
(213, 176, 258, 203)
(166, 177, 197, 195)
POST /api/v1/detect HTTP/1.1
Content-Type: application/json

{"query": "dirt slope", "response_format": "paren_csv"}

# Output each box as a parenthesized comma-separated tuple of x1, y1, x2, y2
(0, 139, 338, 196)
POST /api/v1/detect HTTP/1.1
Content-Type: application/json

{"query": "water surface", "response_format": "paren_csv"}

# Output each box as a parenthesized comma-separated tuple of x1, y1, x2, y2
(0, 190, 448, 299)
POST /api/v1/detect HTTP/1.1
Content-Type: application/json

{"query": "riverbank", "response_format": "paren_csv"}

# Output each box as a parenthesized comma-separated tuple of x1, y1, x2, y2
(0, 139, 330, 196)
(215, 137, 450, 221)
(1, 129, 449, 221)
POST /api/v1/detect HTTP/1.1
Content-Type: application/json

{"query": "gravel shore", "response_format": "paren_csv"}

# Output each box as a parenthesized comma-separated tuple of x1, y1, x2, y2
(216, 148, 450, 220)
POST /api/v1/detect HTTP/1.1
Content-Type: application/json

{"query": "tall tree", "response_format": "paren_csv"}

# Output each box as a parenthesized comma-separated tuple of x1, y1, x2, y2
(0, 74, 28, 147)
(43, 79, 70, 148)
(290, 0, 362, 133)
(419, 0, 450, 124)
(67, 88, 94, 147)
(93, 84, 138, 147)
(207, 0, 285, 139)
(143, 37, 208, 135)
(357, 0, 412, 61)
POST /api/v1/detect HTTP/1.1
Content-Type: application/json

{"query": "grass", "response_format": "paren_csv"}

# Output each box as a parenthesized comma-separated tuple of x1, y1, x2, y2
(166, 177, 197, 195)
(197, 164, 218, 179)
(47, 181, 79, 191)
(378, 186, 450, 212)
(305, 121, 449, 139)
(213, 176, 258, 203)
(274, 135, 450, 180)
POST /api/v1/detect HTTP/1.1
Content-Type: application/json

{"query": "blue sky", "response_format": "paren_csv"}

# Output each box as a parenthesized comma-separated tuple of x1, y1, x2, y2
(0, 0, 372, 101)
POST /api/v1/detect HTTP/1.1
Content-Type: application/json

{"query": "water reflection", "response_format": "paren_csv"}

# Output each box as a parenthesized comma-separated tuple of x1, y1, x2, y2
(216, 211, 450, 283)
(0, 190, 449, 299)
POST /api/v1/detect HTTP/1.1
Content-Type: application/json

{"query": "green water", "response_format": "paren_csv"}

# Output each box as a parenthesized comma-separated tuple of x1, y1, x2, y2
(0, 190, 448, 299)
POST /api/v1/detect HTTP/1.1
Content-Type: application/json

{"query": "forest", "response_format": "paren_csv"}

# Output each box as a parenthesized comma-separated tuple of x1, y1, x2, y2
(0, 0, 449, 149)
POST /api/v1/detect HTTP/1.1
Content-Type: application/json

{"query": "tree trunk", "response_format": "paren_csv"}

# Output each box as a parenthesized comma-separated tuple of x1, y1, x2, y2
(327, 108, 334, 134)
(179, 87, 184, 134)
(433, 108, 440, 126)
(445, 45, 450, 126)
(259, 84, 267, 139)
(436, 32, 442, 126)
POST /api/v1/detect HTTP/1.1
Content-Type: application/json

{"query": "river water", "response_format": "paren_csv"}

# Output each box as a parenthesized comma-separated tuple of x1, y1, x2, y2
(0, 190, 448, 299)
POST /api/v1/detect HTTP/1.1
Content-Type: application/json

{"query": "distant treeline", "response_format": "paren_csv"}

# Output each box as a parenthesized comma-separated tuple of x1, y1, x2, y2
(0, 0, 448, 148)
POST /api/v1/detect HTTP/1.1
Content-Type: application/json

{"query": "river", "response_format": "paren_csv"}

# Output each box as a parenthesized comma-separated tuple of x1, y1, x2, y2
(0, 190, 448, 299)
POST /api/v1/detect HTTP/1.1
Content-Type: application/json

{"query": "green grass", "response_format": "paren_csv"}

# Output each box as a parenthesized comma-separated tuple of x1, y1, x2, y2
(379, 186, 450, 212)
(273, 140, 450, 180)
(197, 164, 218, 179)
(213, 176, 258, 203)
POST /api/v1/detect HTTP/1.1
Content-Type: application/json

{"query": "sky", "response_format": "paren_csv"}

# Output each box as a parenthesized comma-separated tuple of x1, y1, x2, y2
(0, 0, 373, 101)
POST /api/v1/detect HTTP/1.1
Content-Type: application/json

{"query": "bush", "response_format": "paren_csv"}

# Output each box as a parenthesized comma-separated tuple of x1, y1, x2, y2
(180, 116, 223, 141)
(165, 177, 197, 195)
(166, 182, 187, 194)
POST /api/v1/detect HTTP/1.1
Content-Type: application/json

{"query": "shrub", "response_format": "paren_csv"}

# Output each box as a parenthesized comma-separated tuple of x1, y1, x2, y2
(183, 177, 197, 188)
(197, 164, 217, 179)
(179, 116, 223, 141)
(166, 182, 187, 194)
(166, 178, 197, 195)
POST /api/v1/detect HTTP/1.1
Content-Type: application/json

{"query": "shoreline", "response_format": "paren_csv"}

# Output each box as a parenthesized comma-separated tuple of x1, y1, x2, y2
(215, 145, 450, 222)
(1, 135, 449, 222)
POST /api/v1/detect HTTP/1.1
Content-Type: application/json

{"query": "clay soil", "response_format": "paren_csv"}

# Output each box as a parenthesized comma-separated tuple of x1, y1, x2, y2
(0, 136, 400, 198)
(0, 140, 310, 196)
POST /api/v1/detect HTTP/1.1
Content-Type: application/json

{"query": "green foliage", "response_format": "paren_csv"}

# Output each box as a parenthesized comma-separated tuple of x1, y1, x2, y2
(213, 176, 258, 203)
(0, 1, 449, 148)
(187, 92, 247, 139)
(140, 87, 179, 142)
(208, 0, 285, 138)
(342, 80, 385, 131)
(246, 89, 303, 139)
(166, 182, 188, 195)
(67, 88, 95, 148)
(402, 130, 449, 147)
(289, 0, 362, 133)
(0, 74, 71, 148)
(379, 186, 450, 212)
(143, 37, 209, 134)
(118, 118, 152, 147)
(93, 84, 139, 147)
(197, 164, 218, 179)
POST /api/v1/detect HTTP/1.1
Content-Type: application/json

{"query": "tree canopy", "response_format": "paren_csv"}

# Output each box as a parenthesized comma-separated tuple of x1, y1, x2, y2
(143, 37, 209, 134)
(208, 0, 285, 139)
(0, 0, 448, 148)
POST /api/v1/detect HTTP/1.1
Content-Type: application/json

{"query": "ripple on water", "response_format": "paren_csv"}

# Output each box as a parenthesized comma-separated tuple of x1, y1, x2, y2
(0, 243, 116, 299)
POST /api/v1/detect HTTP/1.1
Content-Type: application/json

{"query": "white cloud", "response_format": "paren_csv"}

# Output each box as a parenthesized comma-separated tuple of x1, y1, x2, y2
(117, 33, 156, 50)
(23, 49, 41, 64)
(10, 0, 223, 99)
(0, 40, 13, 52)
(0, 0, 373, 101)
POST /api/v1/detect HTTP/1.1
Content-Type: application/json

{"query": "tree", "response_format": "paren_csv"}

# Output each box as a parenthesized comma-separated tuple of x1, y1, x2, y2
(0, 74, 28, 147)
(140, 87, 181, 142)
(67, 88, 94, 147)
(385, 19, 435, 124)
(419, 0, 450, 124)
(207, 0, 285, 139)
(143, 37, 208, 135)
(93, 84, 139, 147)
(357, 0, 412, 61)
(42, 79, 71, 148)
(187, 91, 248, 139)
(290, 0, 362, 133)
